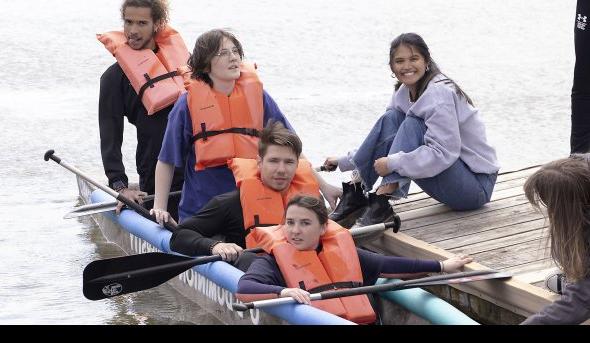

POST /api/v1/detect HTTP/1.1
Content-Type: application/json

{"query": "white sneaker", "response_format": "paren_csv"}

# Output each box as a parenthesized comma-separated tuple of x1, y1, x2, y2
(544, 270, 568, 295)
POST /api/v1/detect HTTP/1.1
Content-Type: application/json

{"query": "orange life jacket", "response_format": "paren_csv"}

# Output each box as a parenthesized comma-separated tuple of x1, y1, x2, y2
(97, 26, 190, 115)
(187, 63, 263, 171)
(255, 221, 377, 324)
(227, 158, 320, 248)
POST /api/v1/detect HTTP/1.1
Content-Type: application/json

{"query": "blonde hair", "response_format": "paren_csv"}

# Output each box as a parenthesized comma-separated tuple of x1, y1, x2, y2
(524, 155, 590, 281)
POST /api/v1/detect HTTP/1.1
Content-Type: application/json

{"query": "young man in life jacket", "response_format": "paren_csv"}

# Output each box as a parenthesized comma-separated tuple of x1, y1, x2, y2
(169, 121, 320, 271)
(236, 195, 473, 324)
(98, 0, 185, 220)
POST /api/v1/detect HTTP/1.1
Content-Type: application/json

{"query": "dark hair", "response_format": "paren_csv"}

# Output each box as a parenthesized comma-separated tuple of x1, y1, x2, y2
(389, 33, 473, 105)
(523, 154, 590, 281)
(258, 121, 302, 159)
(121, 0, 170, 30)
(286, 195, 328, 226)
(188, 29, 244, 87)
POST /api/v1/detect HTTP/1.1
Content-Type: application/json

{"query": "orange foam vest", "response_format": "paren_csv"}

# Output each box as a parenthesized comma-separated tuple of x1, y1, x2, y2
(255, 221, 377, 324)
(227, 158, 320, 248)
(97, 26, 190, 115)
(187, 63, 263, 171)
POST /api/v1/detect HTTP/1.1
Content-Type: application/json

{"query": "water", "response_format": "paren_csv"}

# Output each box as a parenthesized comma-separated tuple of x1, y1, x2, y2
(0, 0, 576, 324)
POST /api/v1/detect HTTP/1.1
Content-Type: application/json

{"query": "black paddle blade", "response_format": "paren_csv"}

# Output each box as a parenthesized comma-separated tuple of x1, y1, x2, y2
(83, 252, 194, 301)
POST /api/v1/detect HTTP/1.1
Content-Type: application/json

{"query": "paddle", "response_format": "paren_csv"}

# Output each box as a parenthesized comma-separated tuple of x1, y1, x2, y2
(82, 221, 400, 300)
(64, 191, 182, 219)
(44, 149, 177, 232)
(232, 270, 512, 311)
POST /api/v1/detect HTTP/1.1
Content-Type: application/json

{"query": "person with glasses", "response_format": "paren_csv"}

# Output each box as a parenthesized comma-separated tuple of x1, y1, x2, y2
(322, 33, 499, 227)
(236, 195, 472, 324)
(151, 29, 341, 224)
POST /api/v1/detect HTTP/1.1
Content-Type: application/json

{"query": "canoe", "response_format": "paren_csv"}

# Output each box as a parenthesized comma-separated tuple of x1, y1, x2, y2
(75, 175, 478, 325)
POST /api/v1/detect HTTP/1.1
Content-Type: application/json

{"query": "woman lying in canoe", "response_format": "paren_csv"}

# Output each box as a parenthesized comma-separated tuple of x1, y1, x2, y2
(236, 195, 472, 324)
(521, 154, 590, 324)
(323, 32, 499, 227)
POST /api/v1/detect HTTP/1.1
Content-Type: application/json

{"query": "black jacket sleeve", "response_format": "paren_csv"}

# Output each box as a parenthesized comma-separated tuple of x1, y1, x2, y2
(99, 63, 128, 189)
(169, 190, 245, 256)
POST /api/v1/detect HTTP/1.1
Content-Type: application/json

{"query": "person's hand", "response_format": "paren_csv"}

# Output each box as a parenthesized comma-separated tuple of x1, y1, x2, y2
(322, 157, 339, 172)
(211, 242, 243, 262)
(374, 157, 391, 177)
(280, 288, 311, 304)
(441, 254, 473, 273)
(149, 208, 177, 227)
(115, 188, 147, 215)
(320, 182, 342, 210)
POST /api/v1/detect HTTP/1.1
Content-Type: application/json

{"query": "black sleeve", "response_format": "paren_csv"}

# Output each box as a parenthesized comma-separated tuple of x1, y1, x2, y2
(169, 190, 244, 256)
(237, 255, 286, 295)
(357, 248, 441, 285)
(570, 0, 590, 153)
(99, 64, 128, 189)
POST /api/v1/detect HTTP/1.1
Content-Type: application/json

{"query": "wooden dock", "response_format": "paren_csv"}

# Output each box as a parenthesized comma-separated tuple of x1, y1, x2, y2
(364, 166, 564, 324)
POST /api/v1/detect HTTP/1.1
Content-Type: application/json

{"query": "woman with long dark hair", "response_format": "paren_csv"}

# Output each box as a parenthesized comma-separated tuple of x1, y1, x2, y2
(324, 33, 499, 226)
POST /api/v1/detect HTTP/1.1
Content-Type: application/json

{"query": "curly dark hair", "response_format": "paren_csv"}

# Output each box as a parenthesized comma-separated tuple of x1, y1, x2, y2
(121, 0, 170, 30)
(187, 29, 244, 87)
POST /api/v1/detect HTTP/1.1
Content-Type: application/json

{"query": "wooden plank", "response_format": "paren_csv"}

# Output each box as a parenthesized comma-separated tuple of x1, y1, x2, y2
(397, 187, 535, 228)
(395, 176, 530, 213)
(448, 226, 547, 255)
(409, 206, 545, 244)
(472, 238, 551, 271)
(515, 266, 558, 284)
(503, 258, 555, 276)
(365, 231, 559, 317)
(435, 218, 547, 250)
(400, 194, 531, 231)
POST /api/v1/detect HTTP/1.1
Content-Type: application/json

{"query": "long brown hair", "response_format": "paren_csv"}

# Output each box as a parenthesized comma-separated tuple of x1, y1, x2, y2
(388, 33, 473, 105)
(523, 155, 590, 281)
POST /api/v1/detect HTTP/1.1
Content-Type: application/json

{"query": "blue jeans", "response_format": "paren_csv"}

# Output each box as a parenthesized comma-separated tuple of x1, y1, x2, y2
(352, 109, 497, 211)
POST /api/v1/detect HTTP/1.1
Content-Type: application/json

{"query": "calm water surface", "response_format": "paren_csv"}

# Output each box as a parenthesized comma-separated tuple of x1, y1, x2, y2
(0, 0, 576, 324)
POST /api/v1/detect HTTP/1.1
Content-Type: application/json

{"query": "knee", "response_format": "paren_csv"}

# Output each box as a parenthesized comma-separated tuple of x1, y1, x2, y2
(446, 190, 488, 211)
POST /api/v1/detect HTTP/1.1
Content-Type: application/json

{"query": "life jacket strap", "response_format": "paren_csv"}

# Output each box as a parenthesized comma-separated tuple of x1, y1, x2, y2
(244, 215, 277, 235)
(131, 70, 179, 113)
(190, 125, 261, 144)
(137, 70, 179, 100)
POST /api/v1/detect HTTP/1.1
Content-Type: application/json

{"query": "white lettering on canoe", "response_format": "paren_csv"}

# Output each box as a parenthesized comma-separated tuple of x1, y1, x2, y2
(128, 233, 260, 324)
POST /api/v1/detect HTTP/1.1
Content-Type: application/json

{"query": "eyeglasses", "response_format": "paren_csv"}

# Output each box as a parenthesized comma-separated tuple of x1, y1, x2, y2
(215, 47, 241, 59)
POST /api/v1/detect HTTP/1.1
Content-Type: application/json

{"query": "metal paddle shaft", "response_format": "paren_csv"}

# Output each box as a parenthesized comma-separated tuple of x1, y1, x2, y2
(64, 191, 182, 219)
(83, 247, 264, 300)
(44, 149, 177, 232)
(232, 270, 510, 311)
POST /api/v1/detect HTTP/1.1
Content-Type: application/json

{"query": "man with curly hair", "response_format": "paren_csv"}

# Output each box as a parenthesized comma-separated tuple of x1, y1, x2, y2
(98, 0, 185, 220)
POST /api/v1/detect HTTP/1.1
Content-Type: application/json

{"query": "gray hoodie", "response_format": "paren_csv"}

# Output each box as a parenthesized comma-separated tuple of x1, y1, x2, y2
(381, 75, 500, 179)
